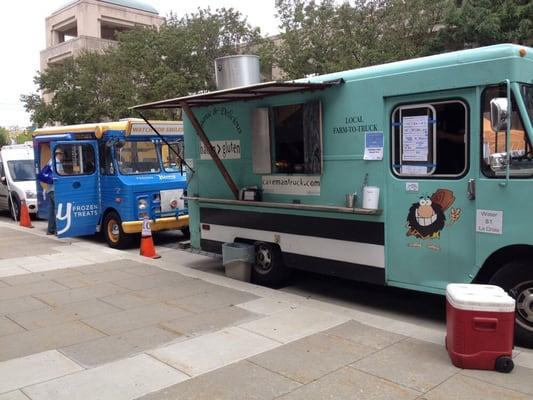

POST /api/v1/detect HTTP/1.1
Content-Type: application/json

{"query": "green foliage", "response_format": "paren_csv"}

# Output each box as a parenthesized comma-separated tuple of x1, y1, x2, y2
(433, 0, 533, 51)
(16, 132, 33, 144)
(22, 7, 260, 126)
(272, 0, 448, 79)
(0, 127, 9, 147)
(20, 1, 533, 125)
(270, 0, 532, 79)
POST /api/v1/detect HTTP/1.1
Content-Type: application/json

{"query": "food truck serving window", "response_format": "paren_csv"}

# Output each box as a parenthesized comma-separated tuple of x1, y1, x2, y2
(391, 100, 468, 178)
(271, 101, 322, 175)
(116, 141, 160, 175)
(57, 144, 96, 176)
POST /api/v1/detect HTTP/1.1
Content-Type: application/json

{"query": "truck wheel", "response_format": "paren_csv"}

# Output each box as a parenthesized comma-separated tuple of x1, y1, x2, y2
(103, 211, 133, 249)
(8, 195, 20, 221)
(252, 242, 290, 286)
(490, 261, 533, 348)
(495, 356, 514, 373)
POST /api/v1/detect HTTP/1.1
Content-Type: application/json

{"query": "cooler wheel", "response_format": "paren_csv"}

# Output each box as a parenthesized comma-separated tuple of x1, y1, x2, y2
(495, 356, 514, 373)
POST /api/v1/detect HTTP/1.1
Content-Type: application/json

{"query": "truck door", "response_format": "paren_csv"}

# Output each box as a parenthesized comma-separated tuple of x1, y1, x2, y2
(386, 90, 477, 292)
(52, 141, 100, 238)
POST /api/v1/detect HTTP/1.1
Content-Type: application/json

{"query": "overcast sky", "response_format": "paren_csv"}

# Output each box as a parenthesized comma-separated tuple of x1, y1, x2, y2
(0, 0, 279, 128)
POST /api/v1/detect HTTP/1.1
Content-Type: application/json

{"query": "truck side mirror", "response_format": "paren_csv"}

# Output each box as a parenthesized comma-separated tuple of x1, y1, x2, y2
(489, 152, 508, 171)
(0, 176, 6, 185)
(490, 98, 509, 132)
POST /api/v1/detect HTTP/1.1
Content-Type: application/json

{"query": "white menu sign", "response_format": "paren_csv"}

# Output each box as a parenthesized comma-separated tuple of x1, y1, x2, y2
(402, 116, 429, 162)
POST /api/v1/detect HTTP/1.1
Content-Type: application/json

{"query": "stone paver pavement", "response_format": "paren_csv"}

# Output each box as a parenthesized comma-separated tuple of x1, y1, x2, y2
(0, 221, 532, 400)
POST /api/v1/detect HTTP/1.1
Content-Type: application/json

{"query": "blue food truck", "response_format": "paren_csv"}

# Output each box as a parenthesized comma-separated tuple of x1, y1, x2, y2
(32, 119, 189, 248)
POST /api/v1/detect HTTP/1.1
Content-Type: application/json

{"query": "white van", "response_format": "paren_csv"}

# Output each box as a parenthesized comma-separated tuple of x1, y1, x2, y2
(0, 143, 37, 219)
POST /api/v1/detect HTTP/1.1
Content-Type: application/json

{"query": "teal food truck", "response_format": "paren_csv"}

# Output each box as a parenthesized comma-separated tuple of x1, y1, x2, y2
(133, 44, 533, 346)
(33, 120, 189, 248)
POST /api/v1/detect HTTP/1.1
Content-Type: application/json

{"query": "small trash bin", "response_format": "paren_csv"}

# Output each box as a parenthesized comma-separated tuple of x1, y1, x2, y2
(446, 283, 516, 373)
(222, 242, 255, 282)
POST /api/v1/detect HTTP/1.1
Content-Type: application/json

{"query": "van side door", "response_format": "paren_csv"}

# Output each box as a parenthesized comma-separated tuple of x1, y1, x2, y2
(52, 141, 100, 238)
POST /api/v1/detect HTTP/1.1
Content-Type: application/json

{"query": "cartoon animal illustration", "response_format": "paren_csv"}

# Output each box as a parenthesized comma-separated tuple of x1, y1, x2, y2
(406, 188, 461, 240)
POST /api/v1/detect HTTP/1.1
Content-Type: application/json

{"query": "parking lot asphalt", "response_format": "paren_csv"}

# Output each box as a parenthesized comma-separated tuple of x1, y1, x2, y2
(0, 219, 532, 399)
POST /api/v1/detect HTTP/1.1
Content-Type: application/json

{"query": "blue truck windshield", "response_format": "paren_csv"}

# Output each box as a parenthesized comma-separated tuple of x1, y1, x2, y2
(115, 141, 160, 175)
(161, 142, 184, 173)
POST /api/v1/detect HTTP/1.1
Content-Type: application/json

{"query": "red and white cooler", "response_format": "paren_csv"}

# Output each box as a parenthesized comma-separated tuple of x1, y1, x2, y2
(446, 283, 516, 373)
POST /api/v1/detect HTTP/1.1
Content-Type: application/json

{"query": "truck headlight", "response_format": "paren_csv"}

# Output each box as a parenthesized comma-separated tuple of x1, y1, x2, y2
(25, 190, 36, 199)
(138, 198, 148, 210)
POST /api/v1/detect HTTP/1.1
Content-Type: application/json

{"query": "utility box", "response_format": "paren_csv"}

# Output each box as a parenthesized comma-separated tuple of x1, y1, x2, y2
(446, 284, 516, 373)
(222, 242, 255, 282)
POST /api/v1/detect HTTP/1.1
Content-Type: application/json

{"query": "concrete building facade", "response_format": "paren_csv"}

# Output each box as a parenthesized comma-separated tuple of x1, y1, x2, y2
(40, 0, 164, 70)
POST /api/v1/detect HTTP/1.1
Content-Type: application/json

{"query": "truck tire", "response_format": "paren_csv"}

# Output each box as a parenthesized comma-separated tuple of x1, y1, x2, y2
(103, 211, 134, 249)
(8, 195, 20, 221)
(252, 242, 290, 286)
(489, 261, 533, 348)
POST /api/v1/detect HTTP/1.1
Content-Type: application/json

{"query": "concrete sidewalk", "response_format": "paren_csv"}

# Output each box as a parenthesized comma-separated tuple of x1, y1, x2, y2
(0, 221, 532, 400)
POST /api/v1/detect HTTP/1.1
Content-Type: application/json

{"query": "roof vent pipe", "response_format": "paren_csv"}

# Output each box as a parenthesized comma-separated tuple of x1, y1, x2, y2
(214, 55, 261, 90)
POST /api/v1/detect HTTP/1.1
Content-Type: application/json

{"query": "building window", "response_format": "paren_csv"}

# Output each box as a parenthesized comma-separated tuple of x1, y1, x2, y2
(481, 85, 533, 178)
(272, 101, 322, 174)
(392, 100, 468, 178)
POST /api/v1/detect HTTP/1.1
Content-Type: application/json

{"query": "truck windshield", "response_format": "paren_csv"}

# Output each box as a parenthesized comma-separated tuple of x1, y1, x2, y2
(115, 141, 160, 174)
(161, 142, 184, 173)
(7, 160, 35, 181)
(522, 84, 533, 126)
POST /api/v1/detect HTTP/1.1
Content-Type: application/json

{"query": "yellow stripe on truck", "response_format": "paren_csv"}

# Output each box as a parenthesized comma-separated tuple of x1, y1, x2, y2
(122, 215, 189, 234)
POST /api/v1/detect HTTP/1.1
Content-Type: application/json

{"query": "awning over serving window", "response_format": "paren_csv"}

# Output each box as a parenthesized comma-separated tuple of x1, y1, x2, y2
(131, 79, 342, 200)
(131, 80, 343, 110)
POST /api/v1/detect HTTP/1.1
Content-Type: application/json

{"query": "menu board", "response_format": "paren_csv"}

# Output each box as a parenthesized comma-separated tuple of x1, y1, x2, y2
(402, 116, 429, 162)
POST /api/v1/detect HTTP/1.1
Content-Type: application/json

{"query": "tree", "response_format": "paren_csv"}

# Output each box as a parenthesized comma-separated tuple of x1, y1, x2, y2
(433, 0, 533, 51)
(271, 0, 447, 80)
(16, 132, 33, 144)
(0, 127, 9, 147)
(21, 7, 261, 126)
(270, 0, 531, 80)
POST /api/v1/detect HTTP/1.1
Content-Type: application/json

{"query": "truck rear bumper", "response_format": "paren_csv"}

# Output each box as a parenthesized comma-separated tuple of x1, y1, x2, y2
(122, 215, 189, 234)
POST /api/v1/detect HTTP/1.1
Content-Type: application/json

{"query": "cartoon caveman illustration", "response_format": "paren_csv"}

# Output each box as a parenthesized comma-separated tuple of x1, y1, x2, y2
(406, 188, 461, 240)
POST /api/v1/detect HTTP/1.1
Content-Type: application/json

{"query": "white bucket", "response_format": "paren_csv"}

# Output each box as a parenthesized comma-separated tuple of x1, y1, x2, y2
(362, 186, 380, 209)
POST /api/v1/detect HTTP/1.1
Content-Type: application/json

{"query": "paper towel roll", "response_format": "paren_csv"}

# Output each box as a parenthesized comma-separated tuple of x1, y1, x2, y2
(362, 186, 380, 209)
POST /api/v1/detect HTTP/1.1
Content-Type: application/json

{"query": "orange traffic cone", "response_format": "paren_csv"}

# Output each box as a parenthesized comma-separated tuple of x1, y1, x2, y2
(19, 199, 34, 228)
(140, 217, 160, 259)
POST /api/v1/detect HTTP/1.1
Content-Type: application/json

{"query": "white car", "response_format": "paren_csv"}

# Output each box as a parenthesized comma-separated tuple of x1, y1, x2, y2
(0, 143, 38, 219)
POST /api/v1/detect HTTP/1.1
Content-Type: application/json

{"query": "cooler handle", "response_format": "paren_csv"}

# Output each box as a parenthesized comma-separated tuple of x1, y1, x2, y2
(473, 317, 498, 332)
